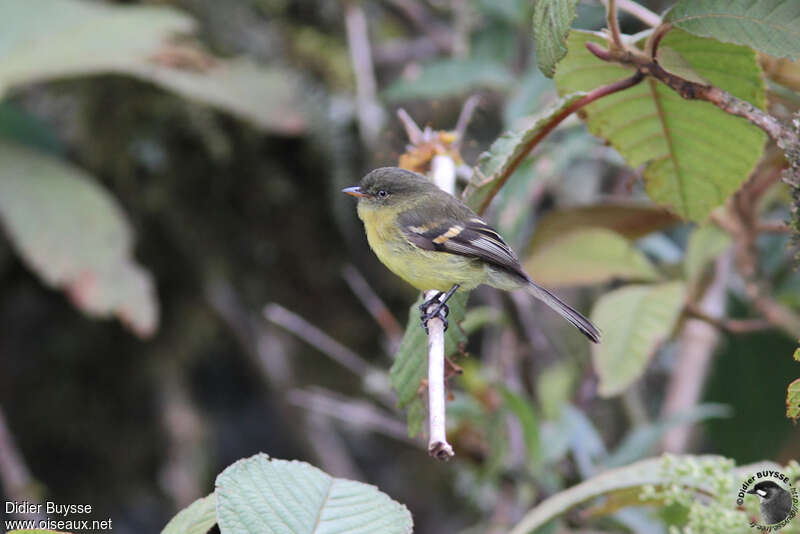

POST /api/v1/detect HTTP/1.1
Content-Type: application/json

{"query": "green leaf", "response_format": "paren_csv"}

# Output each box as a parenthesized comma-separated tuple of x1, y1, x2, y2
(590, 281, 686, 397)
(665, 0, 800, 60)
(390, 292, 468, 436)
(524, 228, 661, 287)
(794, 347, 800, 362)
(683, 224, 731, 283)
(215, 454, 413, 534)
(508, 456, 711, 534)
(532, 0, 580, 77)
(384, 59, 513, 101)
(0, 141, 158, 337)
(787, 378, 800, 421)
(462, 92, 587, 212)
(529, 203, 681, 248)
(0, 0, 306, 134)
(161, 493, 217, 534)
(554, 30, 767, 220)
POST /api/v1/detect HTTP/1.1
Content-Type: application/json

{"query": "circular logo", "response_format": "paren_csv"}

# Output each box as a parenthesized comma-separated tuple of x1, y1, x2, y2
(737, 470, 798, 530)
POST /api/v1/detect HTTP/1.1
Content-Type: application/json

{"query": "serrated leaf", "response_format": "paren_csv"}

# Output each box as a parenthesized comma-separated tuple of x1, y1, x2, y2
(684, 224, 731, 283)
(390, 292, 468, 436)
(0, 0, 306, 134)
(462, 92, 587, 212)
(665, 0, 800, 60)
(215, 454, 413, 534)
(384, 59, 513, 101)
(555, 30, 767, 221)
(524, 228, 661, 287)
(530, 203, 681, 249)
(0, 141, 158, 337)
(161, 493, 217, 534)
(590, 282, 686, 397)
(533, 0, 580, 77)
(508, 455, 723, 534)
(787, 378, 800, 421)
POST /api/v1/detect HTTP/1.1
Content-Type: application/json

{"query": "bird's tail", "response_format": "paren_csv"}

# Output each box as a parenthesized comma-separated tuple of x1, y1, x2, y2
(525, 280, 600, 343)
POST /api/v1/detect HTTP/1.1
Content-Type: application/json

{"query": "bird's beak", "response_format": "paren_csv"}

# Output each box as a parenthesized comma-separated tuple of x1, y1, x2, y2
(746, 489, 756, 494)
(342, 186, 367, 198)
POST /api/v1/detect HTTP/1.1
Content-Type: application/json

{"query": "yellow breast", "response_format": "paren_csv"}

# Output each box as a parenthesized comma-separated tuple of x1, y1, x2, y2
(357, 202, 483, 292)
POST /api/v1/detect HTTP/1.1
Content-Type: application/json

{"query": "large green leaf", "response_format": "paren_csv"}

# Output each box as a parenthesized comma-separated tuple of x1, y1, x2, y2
(788, 378, 800, 422)
(554, 30, 766, 221)
(383, 59, 513, 101)
(161, 494, 217, 534)
(532, 0, 580, 77)
(215, 454, 412, 534)
(665, 0, 800, 60)
(524, 228, 661, 287)
(462, 92, 587, 212)
(390, 292, 468, 437)
(590, 281, 686, 397)
(0, 141, 158, 337)
(0, 0, 306, 134)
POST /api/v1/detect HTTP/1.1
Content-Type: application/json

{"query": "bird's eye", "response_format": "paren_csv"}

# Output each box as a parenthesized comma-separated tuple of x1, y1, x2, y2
(377, 190, 388, 198)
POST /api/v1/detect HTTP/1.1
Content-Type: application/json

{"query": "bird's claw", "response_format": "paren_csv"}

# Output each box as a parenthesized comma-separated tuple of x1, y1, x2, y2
(420, 293, 450, 333)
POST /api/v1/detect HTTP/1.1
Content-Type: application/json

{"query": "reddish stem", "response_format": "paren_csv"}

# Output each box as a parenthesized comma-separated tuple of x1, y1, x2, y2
(474, 71, 644, 214)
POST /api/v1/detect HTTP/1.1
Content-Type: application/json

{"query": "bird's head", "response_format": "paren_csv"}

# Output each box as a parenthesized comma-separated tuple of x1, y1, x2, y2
(747, 481, 786, 501)
(342, 167, 438, 208)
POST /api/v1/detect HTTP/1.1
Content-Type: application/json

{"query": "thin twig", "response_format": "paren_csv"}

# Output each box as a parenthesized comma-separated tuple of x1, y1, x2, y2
(263, 303, 375, 378)
(756, 221, 793, 233)
(383, 0, 453, 53)
(341, 264, 404, 348)
(684, 304, 772, 334)
(605, 0, 624, 49)
(0, 406, 44, 521)
(397, 108, 424, 145)
(289, 387, 415, 444)
(453, 94, 480, 151)
(613, 0, 661, 27)
(470, 71, 645, 214)
(425, 154, 457, 460)
(344, 0, 385, 147)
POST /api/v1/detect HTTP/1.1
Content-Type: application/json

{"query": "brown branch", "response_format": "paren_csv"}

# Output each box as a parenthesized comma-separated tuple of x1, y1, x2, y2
(473, 70, 644, 214)
(756, 221, 793, 233)
(684, 304, 773, 334)
(585, 42, 800, 152)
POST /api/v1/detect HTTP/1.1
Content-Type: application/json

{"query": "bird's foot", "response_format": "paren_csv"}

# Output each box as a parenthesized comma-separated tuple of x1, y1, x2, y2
(419, 292, 450, 333)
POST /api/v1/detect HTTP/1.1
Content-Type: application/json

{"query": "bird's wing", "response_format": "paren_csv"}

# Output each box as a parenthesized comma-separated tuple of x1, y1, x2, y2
(398, 211, 527, 279)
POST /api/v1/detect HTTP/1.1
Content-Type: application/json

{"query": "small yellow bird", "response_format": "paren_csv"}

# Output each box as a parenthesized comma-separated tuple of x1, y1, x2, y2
(343, 167, 599, 342)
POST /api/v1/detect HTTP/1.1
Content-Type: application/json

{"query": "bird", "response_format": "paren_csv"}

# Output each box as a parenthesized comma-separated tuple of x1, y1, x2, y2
(747, 480, 793, 525)
(342, 167, 599, 342)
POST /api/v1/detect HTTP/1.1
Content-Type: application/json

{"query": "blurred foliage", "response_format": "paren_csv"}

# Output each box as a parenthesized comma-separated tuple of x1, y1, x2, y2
(0, 1, 797, 533)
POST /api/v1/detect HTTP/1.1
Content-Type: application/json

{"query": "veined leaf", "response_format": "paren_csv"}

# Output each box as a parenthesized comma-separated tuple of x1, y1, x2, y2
(215, 454, 412, 534)
(390, 292, 468, 437)
(0, 141, 158, 337)
(509, 455, 720, 534)
(462, 92, 587, 213)
(533, 0, 580, 77)
(524, 228, 661, 287)
(554, 30, 766, 221)
(161, 494, 217, 534)
(665, 0, 800, 60)
(788, 378, 800, 422)
(0, 0, 306, 134)
(590, 281, 686, 397)
(683, 224, 731, 283)
(529, 203, 681, 249)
